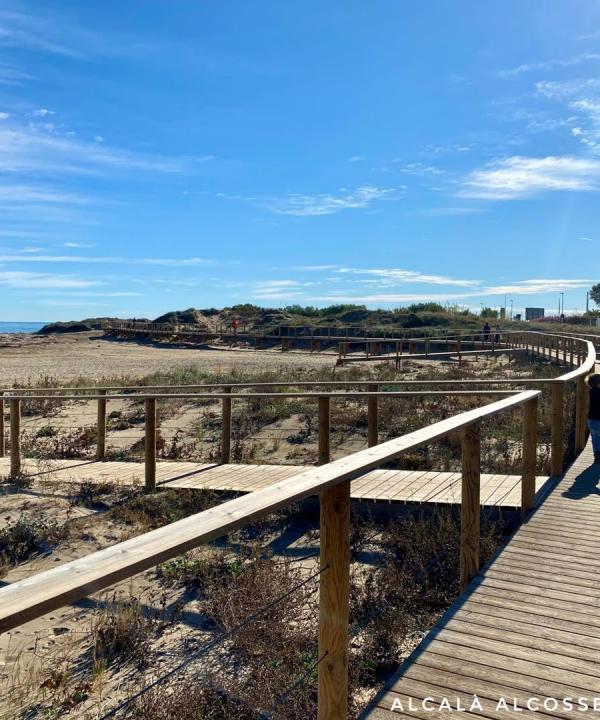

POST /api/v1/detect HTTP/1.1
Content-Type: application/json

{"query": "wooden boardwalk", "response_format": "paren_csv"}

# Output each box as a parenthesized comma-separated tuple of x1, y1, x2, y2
(0, 458, 548, 508)
(364, 440, 600, 718)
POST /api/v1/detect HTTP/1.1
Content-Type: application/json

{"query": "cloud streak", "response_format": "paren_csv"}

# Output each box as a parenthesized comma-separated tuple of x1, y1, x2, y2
(336, 268, 479, 287)
(460, 156, 600, 200)
(498, 53, 600, 78)
(0, 270, 103, 289)
(266, 186, 397, 216)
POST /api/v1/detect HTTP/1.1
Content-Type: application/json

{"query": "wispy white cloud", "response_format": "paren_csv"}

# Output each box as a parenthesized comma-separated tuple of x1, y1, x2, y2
(422, 143, 471, 156)
(336, 267, 480, 287)
(396, 162, 444, 176)
(0, 270, 102, 289)
(460, 155, 600, 200)
(347, 155, 365, 163)
(0, 63, 32, 85)
(536, 78, 600, 99)
(0, 183, 88, 205)
(252, 279, 314, 299)
(0, 253, 214, 266)
(266, 186, 398, 216)
(484, 278, 591, 295)
(314, 277, 591, 304)
(571, 98, 600, 115)
(31, 108, 54, 117)
(0, 10, 79, 56)
(315, 291, 468, 303)
(498, 53, 600, 79)
(412, 206, 485, 216)
(0, 120, 213, 176)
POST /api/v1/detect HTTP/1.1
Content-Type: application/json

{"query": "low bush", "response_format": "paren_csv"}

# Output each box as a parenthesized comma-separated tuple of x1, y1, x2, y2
(91, 596, 156, 668)
(0, 515, 67, 575)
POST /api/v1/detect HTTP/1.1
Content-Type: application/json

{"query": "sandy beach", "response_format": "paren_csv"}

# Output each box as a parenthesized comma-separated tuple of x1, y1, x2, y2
(0, 331, 336, 384)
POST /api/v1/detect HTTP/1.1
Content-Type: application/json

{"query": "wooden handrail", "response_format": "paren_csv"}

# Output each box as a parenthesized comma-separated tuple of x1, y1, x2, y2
(0, 390, 539, 635)
(1, 390, 527, 400)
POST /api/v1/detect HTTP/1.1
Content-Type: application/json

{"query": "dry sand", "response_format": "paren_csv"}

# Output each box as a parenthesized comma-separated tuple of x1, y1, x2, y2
(0, 331, 336, 384)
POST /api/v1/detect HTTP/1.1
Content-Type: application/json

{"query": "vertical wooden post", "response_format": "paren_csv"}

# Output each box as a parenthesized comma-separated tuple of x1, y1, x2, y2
(145, 397, 156, 491)
(575, 376, 588, 452)
(96, 389, 107, 460)
(318, 479, 350, 720)
(521, 396, 538, 517)
(425, 338, 430, 357)
(10, 398, 21, 478)
(318, 396, 331, 465)
(0, 392, 4, 458)
(551, 382, 564, 476)
(222, 386, 232, 464)
(367, 384, 378, 448)
(460, 422, 480, 590)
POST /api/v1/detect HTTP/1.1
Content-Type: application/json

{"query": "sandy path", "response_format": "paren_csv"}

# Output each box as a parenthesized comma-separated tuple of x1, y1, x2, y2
(0, 332, 336, 384)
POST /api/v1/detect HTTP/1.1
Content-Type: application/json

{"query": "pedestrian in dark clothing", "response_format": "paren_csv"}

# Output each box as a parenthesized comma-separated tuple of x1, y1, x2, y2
(588, 374, 600, 464)
(483, 322, 491, 341)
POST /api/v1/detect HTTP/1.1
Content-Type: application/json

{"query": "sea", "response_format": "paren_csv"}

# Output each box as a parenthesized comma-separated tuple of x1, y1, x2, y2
(0, 322, 47, 334)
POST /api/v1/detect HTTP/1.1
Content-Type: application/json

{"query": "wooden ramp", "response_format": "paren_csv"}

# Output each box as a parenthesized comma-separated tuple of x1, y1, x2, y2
(363, 440, 600, 719)
(0, 458, 548, 508)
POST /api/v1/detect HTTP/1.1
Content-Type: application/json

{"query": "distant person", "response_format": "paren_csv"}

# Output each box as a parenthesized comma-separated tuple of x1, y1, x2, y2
(494, 325, 502, 344)
(483, 322, 491, 341)
(231, 317, 239, 336)
(588, 374, 600, 464)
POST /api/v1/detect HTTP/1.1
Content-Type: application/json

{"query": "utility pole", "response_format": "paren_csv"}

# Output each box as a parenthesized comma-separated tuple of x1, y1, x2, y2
(586, 291, 590, 313)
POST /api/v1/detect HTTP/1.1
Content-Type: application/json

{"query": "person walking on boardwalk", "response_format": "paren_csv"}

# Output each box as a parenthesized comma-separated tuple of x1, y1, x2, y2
(482, 322, 491, 341)
(494, 324, 501, 344)
(588, 374, 600, 464)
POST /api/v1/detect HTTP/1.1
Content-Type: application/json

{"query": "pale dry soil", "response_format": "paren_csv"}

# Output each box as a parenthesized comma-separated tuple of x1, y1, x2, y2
(0, 331, 335, 385)
(0, 479, 323, 719)
(0, 342, 536, 718)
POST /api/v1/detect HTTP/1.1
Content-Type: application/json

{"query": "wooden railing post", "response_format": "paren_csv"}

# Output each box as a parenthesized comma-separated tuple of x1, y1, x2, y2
(145, 398, 157, 491)
(551, 382, 564, 476)
(460, 422, 480, 590)
(96, 389, 107, 460)
(367, 384, 378, 448)
(0, 392, 4, 458)
(318, 396, 331, 465)
(318, 479, 350, 720)
(10, 398, 21, 478)
(521, 396, 538, 517)
(222, 387, 232, 463)
(575, 376, 588, 452)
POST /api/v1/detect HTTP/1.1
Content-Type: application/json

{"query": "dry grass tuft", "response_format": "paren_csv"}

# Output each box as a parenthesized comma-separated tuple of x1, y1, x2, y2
(91, 595, 157, 668)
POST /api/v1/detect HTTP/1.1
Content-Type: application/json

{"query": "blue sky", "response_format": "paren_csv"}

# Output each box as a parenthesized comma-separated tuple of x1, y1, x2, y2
(1, 0, 600, 320)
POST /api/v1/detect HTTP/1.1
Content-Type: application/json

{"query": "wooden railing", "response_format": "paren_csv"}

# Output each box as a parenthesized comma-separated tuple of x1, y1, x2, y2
(0, 390, 541, 719)
(1, 331, 594, 478)
(0, 330, 596, 718)
(1, 388, 520, 483)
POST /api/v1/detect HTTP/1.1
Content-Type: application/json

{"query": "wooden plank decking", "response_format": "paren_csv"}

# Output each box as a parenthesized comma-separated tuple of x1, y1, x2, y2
(0, 458, 548, 508)
(363, 440, 600, 719)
